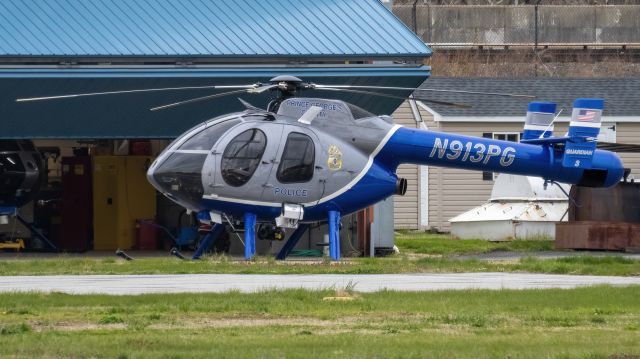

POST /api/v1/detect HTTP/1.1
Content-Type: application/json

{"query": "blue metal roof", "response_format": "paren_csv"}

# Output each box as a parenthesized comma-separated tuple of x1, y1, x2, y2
(1, 65, 430, 138)
(0, 0, 431, 59)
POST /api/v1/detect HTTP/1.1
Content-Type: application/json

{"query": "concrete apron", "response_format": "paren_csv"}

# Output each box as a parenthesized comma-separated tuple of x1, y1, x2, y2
(1, 273, 639, 295)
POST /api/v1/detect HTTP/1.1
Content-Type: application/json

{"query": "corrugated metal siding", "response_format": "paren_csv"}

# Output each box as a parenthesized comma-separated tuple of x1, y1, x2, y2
(392, 102, 419, 229)
(0, 0, 431, 58)
(0, 66, 429, 139)
(616, 123, 640, 180)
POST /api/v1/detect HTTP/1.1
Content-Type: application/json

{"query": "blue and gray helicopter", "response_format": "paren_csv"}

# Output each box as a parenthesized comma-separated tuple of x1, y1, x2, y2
(18, 76, 628, 260)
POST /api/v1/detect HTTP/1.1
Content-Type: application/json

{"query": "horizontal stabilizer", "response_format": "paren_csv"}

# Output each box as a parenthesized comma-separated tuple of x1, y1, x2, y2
(520, 137, 568, 145)
(519, 139, 640, 156)
(521, 136, 599, 146)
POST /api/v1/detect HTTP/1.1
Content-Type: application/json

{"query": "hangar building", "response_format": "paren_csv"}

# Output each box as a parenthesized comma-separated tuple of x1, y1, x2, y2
(0, 0, 431, 252)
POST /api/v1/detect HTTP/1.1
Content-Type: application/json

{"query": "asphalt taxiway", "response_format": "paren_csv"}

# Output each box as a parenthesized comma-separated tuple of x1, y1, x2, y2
(1, 273, 639, 295)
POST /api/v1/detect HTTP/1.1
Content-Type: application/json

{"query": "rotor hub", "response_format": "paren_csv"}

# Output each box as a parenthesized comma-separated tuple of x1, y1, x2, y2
(269, 75, 305, 94)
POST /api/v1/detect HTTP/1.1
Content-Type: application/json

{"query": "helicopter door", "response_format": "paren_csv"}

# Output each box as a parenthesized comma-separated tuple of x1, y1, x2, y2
(203, 122, 283, 203)
(262, 127, 322, 205)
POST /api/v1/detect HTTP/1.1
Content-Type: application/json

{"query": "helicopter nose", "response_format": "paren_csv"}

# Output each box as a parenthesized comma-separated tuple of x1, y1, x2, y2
(146, 152, 208, 210)
(146, 156, 175, 200)
(146, 158, 161, 191)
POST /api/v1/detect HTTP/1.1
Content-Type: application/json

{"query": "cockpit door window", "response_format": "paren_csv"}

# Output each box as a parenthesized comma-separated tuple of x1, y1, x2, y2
(276, 132, 315, 183)
(221, 129, 267, 187)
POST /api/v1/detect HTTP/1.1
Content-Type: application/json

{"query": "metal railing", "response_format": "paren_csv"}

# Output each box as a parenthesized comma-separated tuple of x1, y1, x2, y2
(393, 4, 640, 48)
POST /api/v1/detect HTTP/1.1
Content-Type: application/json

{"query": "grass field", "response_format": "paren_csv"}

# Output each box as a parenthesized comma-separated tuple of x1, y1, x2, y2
(395, 231, 554, 255)
(1, 252, 640, 277)
(1, 234, 639, 358)
(0, 286, 639, 358)
(1, 233, 639, 276)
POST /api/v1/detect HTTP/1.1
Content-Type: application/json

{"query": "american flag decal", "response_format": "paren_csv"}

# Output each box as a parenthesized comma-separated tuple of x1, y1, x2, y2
(577, 110, 597, 122)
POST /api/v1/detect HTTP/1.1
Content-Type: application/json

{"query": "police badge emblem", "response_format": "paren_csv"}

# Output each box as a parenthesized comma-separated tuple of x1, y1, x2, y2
(327, 145, 343, 171)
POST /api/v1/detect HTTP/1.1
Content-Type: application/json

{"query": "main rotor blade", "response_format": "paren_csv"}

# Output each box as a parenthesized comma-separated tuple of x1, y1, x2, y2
(314, 87, 471, 108)
(313, 84, 535, 99)
(248, 84, 277, 94)
(16, 84, 257, 102)
(313, 87, 409, 101)
(410, 95, 472, 109)
(597, 141, 640, 153)
(150, 89, 249, 111)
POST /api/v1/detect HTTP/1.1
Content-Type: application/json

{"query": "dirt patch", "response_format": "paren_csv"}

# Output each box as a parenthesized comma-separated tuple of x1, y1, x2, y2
(403, 253, 435, 260)
(148, 318, 343, 330)
(31, 321, 127, 332)
(27, 317, 355, 332)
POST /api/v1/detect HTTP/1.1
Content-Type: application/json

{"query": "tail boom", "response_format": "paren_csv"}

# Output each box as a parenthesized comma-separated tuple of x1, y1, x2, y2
(378, 126, 624, 188)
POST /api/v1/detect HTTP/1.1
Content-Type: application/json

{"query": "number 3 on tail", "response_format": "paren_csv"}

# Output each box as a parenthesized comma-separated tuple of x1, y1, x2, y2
(574, 160, 581, 167)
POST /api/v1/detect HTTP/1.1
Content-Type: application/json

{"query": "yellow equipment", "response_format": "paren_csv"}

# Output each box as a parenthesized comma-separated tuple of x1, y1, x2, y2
(93, 156, 156, 250)
(0, 239, 25, 251)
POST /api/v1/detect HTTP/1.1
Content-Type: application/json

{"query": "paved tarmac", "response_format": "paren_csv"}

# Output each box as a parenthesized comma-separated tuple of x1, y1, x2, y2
(1, 273, 639, 295)
(2, 250, 639, 261)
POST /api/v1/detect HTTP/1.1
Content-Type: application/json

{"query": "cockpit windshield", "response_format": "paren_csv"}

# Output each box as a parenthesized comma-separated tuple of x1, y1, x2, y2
(167, 115, 239, 152)
(150, 117, 241, 210)
(179, 119, 241, 150)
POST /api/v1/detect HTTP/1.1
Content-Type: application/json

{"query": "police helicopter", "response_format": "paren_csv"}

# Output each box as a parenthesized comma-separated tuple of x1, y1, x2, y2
(17, 75, 628, 260)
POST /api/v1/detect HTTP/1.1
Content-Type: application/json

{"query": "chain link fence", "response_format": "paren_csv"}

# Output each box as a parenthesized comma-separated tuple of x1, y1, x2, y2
(393, 4, 640, 47)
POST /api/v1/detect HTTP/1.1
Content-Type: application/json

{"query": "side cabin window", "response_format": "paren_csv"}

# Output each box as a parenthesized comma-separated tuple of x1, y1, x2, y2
(277, 132, 315, 183)
(221, 129, 267, 187)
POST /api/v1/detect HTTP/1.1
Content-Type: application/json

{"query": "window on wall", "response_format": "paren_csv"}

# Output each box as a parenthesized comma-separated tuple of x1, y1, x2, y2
(221, 129, 267, 187)
(493, 133, 520, 143)
(482, 132, 520, 181)
(277, 132, 315, 183)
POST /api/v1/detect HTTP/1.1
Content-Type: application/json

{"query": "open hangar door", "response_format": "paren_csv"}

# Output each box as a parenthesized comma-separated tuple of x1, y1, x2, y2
(0, 139, 164, 252)
(2, 138, 393, 257)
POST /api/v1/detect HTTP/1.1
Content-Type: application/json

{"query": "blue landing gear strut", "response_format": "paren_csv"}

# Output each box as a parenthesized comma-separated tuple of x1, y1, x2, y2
(0, 206, 57, 251)
(328, 210, 341, 261)
(191, 223, 225, 260)
(275, 224, 310, 260)
(244, 212, 257, 260)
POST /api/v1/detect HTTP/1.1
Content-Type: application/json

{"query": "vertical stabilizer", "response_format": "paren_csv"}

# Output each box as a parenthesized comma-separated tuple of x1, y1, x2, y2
(522, 102, 556, 140)
(562, 98, 604, 169)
